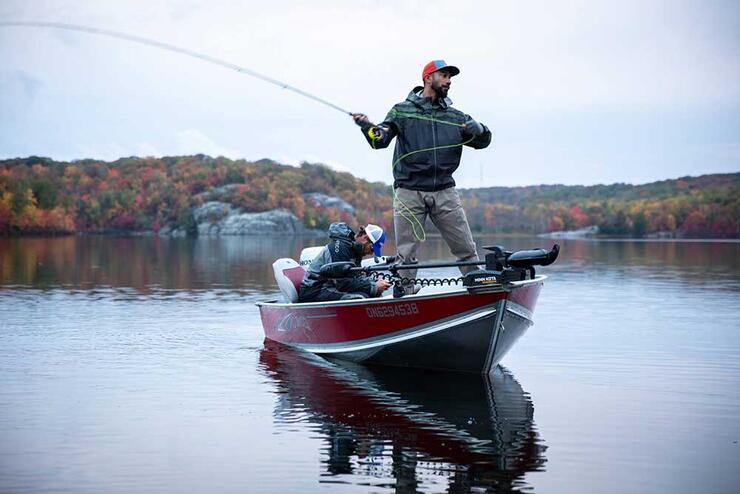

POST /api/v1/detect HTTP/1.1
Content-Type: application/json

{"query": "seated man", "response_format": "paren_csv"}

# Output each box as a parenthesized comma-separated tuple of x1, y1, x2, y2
(299, 222, 392, 302)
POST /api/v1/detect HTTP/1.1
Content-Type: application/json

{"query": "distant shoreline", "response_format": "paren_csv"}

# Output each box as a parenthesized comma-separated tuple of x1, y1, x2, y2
(2, 157, 737, 239)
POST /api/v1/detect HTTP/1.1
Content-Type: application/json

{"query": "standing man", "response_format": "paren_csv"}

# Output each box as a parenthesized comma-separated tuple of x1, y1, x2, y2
(352, 60, 491, 294)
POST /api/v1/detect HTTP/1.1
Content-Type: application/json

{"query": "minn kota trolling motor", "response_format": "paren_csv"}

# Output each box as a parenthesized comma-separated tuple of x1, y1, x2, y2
(320, 244, 560, 298)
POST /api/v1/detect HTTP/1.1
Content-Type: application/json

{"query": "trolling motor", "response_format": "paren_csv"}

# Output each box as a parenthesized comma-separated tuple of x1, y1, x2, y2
(318, 244, 560, 296)
(461, 244, 560, 292)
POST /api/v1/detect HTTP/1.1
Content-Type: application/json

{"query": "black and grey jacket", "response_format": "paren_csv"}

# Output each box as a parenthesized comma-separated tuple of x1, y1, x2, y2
(360, 87, 491, 192)
(299, 222, 379, 301)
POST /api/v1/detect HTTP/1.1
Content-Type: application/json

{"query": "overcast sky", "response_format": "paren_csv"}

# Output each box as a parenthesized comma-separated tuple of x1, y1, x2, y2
(1, 0, 738, 187)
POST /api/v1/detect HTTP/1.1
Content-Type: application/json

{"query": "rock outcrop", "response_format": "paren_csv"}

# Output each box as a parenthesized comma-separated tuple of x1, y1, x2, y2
(157, 224, 189, 237)
(190, 201, 308, 236)
(157, 193, 357, 237)
(303, 193, 355, 215)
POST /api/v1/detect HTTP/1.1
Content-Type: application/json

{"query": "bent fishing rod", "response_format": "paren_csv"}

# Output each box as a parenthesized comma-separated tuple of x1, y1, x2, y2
(0, 20, 352, 116)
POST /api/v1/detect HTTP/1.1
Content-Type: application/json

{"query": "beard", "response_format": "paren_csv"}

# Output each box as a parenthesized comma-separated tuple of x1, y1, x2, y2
(431, 80, 449, 99)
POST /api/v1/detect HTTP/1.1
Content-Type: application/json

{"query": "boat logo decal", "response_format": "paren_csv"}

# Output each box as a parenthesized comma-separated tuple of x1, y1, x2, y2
(366, 303, 419, 319)
(276, 313, 309, 332)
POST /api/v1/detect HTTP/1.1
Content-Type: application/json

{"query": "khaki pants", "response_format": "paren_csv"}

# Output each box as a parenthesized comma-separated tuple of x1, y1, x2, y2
(393, 187, 479, 282)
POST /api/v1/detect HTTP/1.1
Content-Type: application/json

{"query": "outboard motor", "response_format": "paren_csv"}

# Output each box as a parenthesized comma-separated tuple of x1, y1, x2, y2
(299, 246, 324, 267)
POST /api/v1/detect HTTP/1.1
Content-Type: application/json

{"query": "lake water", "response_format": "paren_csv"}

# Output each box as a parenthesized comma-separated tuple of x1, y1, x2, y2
(1, 235, 739, 493)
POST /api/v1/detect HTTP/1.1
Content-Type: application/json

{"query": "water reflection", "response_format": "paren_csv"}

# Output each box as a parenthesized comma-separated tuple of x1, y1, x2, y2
(0, 236, 326, 292)
(259, 341, 546, 493)
(1, 236, 737, 294)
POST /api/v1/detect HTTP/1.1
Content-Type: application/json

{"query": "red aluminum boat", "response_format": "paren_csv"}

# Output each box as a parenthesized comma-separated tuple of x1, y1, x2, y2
(258, 245, 559, 374)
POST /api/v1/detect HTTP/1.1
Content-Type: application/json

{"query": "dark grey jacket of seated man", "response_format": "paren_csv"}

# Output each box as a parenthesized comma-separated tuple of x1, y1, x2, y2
(299, 222, 383, 302)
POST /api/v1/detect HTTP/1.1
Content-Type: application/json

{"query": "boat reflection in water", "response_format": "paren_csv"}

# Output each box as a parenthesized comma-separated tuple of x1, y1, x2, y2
(259, 341, 546, 493)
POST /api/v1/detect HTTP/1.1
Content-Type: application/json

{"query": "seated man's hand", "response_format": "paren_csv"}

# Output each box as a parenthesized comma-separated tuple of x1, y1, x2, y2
(376, 279, 392, 292)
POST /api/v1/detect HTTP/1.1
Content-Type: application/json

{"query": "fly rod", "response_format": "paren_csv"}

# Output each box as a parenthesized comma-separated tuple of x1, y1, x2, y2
(0, 20, 352, 115)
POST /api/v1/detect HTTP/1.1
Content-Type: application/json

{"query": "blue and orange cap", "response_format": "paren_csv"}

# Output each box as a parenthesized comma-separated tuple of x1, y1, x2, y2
(422, 60, 460, 80)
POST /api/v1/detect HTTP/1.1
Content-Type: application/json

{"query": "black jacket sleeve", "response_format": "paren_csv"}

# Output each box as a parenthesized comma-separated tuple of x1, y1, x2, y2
(462, 114, 492, 149)
(360, 108, 399, 150)
(335, 275, 378, 297)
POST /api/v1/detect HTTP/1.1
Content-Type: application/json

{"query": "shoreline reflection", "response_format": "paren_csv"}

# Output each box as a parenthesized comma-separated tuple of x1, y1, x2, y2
(2, 236, 736, 294)
(259, 341, 546, 493)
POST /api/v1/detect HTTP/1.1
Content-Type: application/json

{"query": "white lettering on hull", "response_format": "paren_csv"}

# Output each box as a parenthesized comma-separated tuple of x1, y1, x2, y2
(366, 303, 419, 319)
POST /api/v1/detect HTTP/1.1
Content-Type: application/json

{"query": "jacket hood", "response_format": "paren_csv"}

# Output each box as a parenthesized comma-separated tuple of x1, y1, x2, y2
(327, 222, 355, 240)
(407, 86, 453, 109)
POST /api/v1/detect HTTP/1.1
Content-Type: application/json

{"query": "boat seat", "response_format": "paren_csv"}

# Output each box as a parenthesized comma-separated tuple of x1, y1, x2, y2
(272, 258, 305, 303)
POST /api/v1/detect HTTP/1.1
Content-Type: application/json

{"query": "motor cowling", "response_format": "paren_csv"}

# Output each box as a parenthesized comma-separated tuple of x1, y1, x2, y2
(299, 246, 324, 267)
(506, 245, 560, 269)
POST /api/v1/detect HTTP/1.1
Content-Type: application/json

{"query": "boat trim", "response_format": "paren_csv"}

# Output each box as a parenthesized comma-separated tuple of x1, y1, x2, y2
(506, 301, 534, 323)
(296, 305, 498, 355)
(484, 299, 507, 373)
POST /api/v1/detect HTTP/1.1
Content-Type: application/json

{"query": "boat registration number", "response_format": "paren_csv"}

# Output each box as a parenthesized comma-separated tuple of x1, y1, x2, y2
(366, 303, 419, 318)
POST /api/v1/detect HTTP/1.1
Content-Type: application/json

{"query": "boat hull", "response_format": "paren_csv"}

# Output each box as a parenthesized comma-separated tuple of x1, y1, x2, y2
(257, 276, 544, 374)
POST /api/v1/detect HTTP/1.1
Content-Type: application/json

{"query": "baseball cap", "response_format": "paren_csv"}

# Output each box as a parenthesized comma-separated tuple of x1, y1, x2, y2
(364, 224, 386, 257)
(422, 60, 460, 80)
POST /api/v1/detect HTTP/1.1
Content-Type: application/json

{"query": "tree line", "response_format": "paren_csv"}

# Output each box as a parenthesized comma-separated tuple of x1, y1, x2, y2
(1, 155, 737, 238)
(462, 173, 738, 237)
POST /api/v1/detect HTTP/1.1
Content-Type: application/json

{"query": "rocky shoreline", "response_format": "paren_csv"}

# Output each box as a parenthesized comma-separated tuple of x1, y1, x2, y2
(158, 201, 319, 237)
